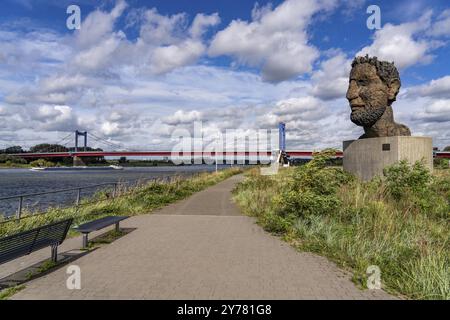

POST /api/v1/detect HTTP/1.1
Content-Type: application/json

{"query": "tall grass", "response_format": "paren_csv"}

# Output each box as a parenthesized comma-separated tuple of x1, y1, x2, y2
(233, 152, 449, 300)
(0, 168, 243, 237)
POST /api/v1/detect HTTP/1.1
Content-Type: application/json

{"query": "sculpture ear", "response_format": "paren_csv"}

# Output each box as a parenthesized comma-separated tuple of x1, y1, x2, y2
(388, 79, 400, 101)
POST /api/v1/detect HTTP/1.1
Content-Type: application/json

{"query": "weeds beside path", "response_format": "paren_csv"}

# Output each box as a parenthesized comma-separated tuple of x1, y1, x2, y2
(233, 152, 449, 300)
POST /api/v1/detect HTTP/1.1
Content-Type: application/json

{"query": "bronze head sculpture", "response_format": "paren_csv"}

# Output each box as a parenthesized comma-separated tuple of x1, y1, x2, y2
(346, 55, 411, 139)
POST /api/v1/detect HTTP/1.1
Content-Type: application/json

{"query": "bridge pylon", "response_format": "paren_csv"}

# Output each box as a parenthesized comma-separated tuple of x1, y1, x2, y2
(75, 130, 87, 152)
(74, 130, 87, 166)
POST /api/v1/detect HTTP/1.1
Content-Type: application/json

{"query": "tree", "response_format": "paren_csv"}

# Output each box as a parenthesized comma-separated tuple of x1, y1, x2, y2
(444, 146, 450, 152)
(3, 146, 24, 154)
(29, 144, 70, 165)
(29, 144, 68, 153)
(67, 146, 105, 164)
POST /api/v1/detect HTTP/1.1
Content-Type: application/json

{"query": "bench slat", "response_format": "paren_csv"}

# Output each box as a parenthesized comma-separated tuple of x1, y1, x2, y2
(75, 216, 128, 233)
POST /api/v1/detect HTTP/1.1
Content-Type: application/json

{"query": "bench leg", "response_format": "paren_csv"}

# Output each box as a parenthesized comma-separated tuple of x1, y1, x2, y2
(115, 222, 120, 232)
(51, 245, 58, 263)
(82, 233, 89, 249)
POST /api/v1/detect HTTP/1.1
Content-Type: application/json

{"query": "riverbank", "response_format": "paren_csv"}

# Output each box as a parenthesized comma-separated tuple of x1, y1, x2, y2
(233, 151, 449, 300)
(3, 174, 394, 300)
(0, 167, 244, 237)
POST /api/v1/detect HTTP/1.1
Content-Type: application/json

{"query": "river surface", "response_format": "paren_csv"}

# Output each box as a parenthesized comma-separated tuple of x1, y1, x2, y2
(0, 165, 229, 218)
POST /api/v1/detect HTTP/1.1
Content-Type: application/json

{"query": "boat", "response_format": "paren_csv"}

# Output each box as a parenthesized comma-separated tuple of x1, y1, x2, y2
(30, 165, 124, 171)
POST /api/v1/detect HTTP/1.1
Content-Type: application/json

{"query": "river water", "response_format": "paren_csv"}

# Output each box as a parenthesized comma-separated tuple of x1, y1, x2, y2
(0, 165, 228, 218)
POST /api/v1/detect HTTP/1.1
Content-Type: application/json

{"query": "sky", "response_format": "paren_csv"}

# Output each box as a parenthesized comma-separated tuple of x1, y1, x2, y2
(0, 0, 450, 151)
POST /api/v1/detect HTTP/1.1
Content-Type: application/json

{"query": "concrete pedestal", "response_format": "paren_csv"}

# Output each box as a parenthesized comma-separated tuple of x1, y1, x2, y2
(343, 136, 433, 181)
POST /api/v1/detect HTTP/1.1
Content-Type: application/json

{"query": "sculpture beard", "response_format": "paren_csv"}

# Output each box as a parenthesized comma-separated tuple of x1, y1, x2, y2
(350, 105, 386, 128)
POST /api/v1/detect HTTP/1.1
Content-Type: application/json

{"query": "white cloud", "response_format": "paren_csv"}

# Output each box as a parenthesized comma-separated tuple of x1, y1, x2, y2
(74, 33, 125, 71)
(0, 29, 72, 72)
(209, 0, 336, 82)
(164, 110, 204, 125)
(138, 9, 187, 46)
(142, 11, 219, 75)
(39, 74, 94, 93)
(357, 11, 435, 69)
(310, 52, 351, 100)
(100, 121, 121, 136)
(426, 99, 450, 114)
(149, 39, 205, 75)
(75, 0, 127, 49)
(71, 4, 219, 75)
(428, 9, 450, 37)
(405, 75, 450, 99)
(32, 105, 79, 131)
(259, 96, 330, 128)
(189, 13, 220, 38)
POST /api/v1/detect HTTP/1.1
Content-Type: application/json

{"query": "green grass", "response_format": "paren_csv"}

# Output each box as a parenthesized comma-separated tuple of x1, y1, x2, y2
(0, 167, 243, 237)
(0, 285, 25, 300)
(233, 152, 449, 300)
(84, 229, 127, 250)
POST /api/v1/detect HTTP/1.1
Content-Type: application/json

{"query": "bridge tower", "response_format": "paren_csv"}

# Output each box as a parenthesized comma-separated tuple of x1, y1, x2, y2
(73, 130, 87, 166)
(278, 122, 286, 152)
(278, 122, 289, 165)
(74, 130, 87, 152)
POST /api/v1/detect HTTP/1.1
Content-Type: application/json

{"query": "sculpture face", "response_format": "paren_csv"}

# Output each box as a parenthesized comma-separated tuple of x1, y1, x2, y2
(346, 56, 410, 139)
(346, 63, 389, 127)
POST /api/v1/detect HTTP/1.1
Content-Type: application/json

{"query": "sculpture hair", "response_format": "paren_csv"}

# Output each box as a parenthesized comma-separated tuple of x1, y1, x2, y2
(352, 54, 401, 87)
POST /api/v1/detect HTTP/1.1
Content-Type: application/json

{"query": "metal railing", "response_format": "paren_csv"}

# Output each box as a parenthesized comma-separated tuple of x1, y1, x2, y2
(0, 174, 196, 223)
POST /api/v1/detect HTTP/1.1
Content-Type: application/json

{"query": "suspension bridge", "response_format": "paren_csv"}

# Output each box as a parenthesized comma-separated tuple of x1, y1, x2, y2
(3, 129, 450, 163)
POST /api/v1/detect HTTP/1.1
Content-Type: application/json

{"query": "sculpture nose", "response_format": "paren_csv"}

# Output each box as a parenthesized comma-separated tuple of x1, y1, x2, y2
(346, 80, 359, 101)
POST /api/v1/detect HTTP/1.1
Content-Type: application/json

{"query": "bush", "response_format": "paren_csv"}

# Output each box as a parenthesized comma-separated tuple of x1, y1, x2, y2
(30, 159, 55, 168)
(434, 158, 449, 169)
(383, 160, 449, 218)
(0, 154, 27, 164)
(383, 160, 431, 200)
(273, 149, 352, 220)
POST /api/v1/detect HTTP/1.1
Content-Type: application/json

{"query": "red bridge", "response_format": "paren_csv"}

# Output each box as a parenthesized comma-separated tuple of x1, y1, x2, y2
(5, 130, 450, 159)
(9, 150, 450, 159)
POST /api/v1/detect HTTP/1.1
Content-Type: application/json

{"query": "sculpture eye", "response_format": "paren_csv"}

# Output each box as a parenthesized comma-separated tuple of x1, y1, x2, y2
(357, 80, 368, 86)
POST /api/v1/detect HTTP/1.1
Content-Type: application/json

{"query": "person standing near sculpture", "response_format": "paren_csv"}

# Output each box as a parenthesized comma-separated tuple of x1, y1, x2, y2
(347, 55, 411, 139)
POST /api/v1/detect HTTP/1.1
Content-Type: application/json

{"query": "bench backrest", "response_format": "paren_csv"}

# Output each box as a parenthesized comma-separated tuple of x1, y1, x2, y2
(0, 218, 73, 265)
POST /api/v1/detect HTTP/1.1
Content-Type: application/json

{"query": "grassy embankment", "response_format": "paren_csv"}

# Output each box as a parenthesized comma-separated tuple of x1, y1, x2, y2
(233, 150, 449, 300)
(0, 167, 243, 237)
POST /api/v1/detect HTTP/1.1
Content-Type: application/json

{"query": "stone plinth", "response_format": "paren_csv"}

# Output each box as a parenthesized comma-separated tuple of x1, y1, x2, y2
(343, 136, 433, 181)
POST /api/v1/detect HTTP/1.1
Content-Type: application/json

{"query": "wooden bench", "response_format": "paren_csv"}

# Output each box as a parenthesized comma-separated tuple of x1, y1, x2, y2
(74, 216, 128, 248)
(0, 218, 73, 265)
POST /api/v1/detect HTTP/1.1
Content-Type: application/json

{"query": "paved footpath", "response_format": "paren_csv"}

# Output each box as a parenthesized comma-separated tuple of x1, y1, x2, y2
(10, 175, 395, 299)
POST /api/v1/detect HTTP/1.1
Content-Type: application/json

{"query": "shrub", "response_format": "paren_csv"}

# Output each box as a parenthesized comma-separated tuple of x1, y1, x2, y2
(29, 159, 55, 167)
(434, 158, 449, 169)
(383, 160, 431, 200)
(0, 154, 27, 164)
(273, 149, 352, 219)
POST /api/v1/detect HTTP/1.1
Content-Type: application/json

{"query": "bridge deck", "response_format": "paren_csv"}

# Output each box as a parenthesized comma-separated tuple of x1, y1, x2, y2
(9, 150, 450, 158)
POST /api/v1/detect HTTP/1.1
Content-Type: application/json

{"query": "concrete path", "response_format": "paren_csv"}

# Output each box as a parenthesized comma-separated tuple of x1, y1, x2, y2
(9, 175, 394, 299)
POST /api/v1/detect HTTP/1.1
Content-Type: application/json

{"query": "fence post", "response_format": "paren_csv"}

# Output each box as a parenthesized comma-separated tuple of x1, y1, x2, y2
(112, 183, 117, 198)
(16, 196, 23, 220)
(76, 188, 81, 206)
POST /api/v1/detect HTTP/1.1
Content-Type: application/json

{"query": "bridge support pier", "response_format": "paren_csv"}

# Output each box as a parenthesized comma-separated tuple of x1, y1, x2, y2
(73, 156, 86, 167)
